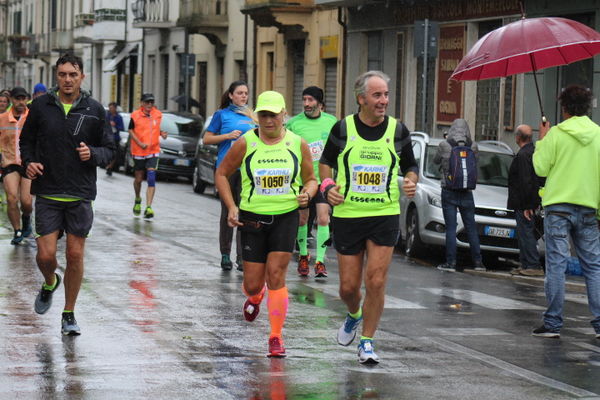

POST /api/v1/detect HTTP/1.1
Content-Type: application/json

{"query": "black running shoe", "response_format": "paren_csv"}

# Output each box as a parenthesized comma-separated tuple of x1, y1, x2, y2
(532, 325, 560, 338)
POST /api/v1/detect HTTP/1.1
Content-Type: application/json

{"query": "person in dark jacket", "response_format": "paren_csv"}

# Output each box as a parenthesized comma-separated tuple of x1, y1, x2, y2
(507, 124, 544, 276)
(20, 53, 115, 336)
(105, 101, 124, 175)
(433, 118, 485, 272)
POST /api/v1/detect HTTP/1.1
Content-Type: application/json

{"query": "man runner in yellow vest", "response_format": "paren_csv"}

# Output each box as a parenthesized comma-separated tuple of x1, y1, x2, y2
(320, 71, 418, 364)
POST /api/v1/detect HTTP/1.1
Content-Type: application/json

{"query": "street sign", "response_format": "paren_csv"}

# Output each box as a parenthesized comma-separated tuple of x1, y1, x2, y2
(180, 53, 196, 77)
(414, 20, 439, 58)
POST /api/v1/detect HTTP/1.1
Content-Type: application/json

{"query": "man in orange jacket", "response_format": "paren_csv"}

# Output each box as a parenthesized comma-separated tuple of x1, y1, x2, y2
(128, 93, 167, 218)
(0, 86, 32, 244)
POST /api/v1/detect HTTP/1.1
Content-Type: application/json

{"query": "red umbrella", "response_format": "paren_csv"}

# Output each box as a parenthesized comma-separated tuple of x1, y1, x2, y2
(451, 17, 600, 120)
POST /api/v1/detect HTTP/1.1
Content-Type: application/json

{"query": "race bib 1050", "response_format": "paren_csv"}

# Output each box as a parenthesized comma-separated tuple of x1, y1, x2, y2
(254, 168, 291, 195)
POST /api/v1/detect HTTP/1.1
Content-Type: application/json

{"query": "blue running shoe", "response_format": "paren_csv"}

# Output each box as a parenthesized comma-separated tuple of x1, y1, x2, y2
(358, 339, 380, 364)
(337, 313, 362, 346)
(61, 312, 81, 336)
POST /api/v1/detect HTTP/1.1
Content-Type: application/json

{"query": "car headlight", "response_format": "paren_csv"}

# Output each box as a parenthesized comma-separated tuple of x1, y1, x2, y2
(427, 193, 442, 208)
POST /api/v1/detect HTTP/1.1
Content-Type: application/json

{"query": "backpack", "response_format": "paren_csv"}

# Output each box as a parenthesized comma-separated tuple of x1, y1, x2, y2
(445, 137, 477, 190)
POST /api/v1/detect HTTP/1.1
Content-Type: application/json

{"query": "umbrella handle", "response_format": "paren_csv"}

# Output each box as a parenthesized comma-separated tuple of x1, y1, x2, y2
(531, 67, 547, 123)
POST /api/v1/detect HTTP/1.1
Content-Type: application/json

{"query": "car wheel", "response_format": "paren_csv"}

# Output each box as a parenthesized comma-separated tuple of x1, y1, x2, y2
(405, 207, 425, 258)
(192, 166, 207, 194)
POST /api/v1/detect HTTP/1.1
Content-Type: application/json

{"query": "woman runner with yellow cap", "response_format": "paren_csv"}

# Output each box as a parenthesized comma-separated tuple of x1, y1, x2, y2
(215, 90, 317, 357)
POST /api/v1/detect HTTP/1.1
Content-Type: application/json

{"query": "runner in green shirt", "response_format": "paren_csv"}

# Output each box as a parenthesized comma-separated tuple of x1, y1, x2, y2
(286, 86, 337, 278)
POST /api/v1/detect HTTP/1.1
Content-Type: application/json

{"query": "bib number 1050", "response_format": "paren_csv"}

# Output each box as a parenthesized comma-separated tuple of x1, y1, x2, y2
(260, 175, 285, 189)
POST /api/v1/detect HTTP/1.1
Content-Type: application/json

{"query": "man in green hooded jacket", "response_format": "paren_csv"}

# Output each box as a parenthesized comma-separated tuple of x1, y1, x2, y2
(531, 84, 600, 339)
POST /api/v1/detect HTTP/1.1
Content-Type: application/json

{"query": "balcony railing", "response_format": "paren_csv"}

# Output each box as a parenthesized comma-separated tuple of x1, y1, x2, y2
(8, 35, 30, 58)
(95, 8, 126, 22)
(178, 0, 228, 29)
(50, 30, 74, 51)
(75, 13, 95, 27)
(132, 0, 174, 27)
(244, 0, 314, 7)
(180, 0, 227, 17)
(0, 39, 7, 62)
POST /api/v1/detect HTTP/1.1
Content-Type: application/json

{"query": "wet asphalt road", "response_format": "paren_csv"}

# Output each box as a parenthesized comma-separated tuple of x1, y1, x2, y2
(1, 171, 599, 400)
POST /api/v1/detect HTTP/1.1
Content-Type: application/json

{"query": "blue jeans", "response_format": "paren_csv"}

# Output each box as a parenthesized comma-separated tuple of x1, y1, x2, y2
(441, 188, 482, 265)
(515, 209, 541, 269)
(543, 204, 600, 332)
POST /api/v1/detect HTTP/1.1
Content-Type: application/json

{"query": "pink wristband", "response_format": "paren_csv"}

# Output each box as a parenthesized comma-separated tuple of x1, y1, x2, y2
(320, 178, 336, 193)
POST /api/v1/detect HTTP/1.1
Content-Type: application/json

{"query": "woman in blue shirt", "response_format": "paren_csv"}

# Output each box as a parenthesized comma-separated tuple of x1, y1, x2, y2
(204, 80, 255, 271)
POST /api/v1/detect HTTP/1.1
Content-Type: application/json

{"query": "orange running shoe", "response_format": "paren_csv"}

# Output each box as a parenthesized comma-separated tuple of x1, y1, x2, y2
(314, 261, 328, 278)
(267, 336, 286, 358)
(297, 255, 310, 277)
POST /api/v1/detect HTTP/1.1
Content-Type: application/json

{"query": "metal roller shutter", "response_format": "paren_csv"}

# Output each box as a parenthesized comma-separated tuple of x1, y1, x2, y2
(290, 40, 305, 115)
(324, 59, 337, 115)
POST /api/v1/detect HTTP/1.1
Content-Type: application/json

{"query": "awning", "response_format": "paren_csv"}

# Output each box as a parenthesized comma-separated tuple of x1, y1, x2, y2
(103, 42, 138, 72)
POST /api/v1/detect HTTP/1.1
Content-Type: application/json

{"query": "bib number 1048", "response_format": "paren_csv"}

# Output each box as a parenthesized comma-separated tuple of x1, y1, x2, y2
(356, 172, 382, 185)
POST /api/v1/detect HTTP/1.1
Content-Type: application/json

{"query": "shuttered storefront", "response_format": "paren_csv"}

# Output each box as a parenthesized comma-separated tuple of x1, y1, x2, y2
(324, 58, 337, 115)
(290, 40, 305, 116)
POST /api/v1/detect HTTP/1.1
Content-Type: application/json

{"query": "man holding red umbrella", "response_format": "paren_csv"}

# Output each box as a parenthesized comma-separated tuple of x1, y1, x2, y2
(531, 84, 600, 339)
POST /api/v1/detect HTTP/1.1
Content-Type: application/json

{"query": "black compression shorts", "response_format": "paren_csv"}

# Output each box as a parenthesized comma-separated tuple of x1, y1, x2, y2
(239, 209, 299, 263)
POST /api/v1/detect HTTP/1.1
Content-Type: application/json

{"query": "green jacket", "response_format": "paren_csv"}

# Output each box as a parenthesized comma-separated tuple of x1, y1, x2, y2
(533, 115, 600, 216)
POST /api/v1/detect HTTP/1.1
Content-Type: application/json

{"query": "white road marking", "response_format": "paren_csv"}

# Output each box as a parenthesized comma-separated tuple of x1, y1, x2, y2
(421, 288, 545, 310)
(427, 328, 511, 336)
(301, 282, 426, 309)
(427, 337, 600, 398)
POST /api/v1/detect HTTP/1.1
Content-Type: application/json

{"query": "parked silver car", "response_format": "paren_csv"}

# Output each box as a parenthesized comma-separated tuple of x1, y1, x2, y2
(400, 132, 521, 258)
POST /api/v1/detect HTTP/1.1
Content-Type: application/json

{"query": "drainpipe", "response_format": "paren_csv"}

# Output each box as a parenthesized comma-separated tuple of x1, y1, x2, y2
(337, 7, 346, 117)
(243, 13, 248, 82)
(252, 16, 257, 103)
(184, 27, 189, 112)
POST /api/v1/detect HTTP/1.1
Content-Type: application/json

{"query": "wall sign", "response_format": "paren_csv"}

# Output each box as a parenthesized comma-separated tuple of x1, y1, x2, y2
(436, 24, 465, 125)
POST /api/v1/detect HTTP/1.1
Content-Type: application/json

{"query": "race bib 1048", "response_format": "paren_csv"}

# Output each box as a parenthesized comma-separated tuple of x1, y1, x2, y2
(350, 164, 388, 194)
(309, 140, 324, 162)
(254, 168, 292, 195)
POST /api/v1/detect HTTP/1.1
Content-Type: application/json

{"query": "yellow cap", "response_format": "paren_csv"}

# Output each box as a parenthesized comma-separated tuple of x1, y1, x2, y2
(254, 91, 286, 114)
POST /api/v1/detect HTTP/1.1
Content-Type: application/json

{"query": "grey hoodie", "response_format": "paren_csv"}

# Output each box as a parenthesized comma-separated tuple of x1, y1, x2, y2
(433, 118, 478, 188)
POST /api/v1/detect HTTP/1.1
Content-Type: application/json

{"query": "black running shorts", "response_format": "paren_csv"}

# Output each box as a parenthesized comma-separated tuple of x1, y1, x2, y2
(240, 209, 299, 263)
(0, 163, 25, 177)
(35, 196, 94, 238)
(133, 156, 159, 171)
(332, 214, 400, 255)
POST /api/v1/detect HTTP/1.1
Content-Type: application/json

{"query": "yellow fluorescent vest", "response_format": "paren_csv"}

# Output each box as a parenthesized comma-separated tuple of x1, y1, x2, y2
(333, 115, 400, 218)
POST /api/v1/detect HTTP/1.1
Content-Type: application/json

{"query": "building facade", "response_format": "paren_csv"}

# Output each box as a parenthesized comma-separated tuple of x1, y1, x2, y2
(0, 0, 253, 118)
(317, 0, 600, 148)
(243, 0, 345, 118)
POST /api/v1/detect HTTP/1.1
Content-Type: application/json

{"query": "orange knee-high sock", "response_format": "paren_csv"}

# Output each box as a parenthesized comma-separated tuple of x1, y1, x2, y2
(242, 283, 266, 304)
(267, 287, 288, 338)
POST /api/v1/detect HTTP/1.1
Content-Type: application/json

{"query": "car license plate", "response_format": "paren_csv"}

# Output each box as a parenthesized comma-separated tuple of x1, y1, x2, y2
(484, 226, 514, 238)
(174, 159, 190, 167)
